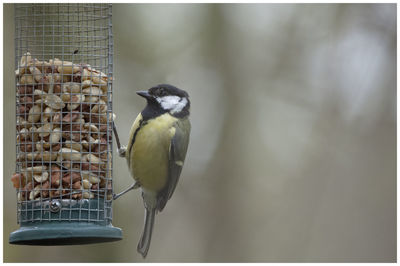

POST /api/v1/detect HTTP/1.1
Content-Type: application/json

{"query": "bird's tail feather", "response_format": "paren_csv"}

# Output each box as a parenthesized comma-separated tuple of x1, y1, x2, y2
(137, 207, 156, 258)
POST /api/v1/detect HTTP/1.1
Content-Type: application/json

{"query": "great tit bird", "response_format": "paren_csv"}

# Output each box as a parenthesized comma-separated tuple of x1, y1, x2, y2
(113, 84, 191, 258)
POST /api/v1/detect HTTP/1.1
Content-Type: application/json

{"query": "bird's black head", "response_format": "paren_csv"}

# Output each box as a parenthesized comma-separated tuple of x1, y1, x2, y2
(137, 84, 190, 119)
(148, 84, 189, 98)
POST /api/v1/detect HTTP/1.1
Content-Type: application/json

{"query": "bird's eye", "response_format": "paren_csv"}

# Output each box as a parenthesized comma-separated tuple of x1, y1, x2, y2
(158, 88, 166, 96)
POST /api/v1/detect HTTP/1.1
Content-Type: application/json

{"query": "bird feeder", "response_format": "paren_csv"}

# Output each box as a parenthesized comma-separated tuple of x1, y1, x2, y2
(9, 3, 122, 245)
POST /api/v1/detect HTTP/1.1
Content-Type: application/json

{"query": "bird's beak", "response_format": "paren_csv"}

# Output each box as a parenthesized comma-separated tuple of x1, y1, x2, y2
(136, 90, 152, 99)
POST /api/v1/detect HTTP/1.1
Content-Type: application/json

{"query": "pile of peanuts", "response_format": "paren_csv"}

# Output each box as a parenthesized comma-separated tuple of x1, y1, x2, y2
(12, 52, 114, 201)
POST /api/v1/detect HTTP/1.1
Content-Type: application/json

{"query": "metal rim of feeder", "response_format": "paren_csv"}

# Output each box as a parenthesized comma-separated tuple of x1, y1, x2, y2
(9, 3, 122, 245)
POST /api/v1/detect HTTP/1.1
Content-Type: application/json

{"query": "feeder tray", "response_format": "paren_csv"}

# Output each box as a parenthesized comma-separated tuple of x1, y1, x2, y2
(10, 199, 122, 245)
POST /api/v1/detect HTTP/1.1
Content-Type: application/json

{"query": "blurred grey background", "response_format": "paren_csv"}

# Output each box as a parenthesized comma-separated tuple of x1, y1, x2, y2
(3, 3, 396, 262)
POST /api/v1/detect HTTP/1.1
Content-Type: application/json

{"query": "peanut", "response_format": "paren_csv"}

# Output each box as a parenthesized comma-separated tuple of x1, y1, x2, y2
(64, 140, 82, 151)
(57, 62, 80, 74)
(50, 128, 62, 143)
(33, 171, 49, 183)
(72, 181, 82, 190)
(22, 166, 47, 178)
(20, 52, 32, 67)
(59, 147, 82, 161)
(72, 193, 82, 200)
(27, 105, 41, 123)
(20, 74, 35, 85)
(13, 54, 115, 201)
(83, 86, 103, 96)
(17, 85, 33, 95)
(62, 111, 80, 123)
(20, 143, 34, 152)
(50, 166, 61, 188)
(37, 123, 53, 138)
(67, 94, 85, 111)
(29, 66, 43, 83)
(50, 190, 61, 198)
(82, 179, 91, 189)
(33, 89, 48, 100)
(91, 99, 107, 113)
(44, 94, 65, 110)
(20, 96, 33, 107)
(41, 181, 50, 198)
(30, 185, 41, 200)
(62, 172, 81, 187)
(11, 173, 25, 189)
(62, 82, 81, 93)
(83, 191, 94, 199)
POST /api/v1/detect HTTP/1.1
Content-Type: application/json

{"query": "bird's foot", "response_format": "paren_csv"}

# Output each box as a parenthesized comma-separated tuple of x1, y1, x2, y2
(113, 181, 140, 200)
(118, 145, 127, 158)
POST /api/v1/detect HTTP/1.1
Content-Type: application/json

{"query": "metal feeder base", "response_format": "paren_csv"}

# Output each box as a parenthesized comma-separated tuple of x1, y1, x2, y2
(10, 222, 122, 245)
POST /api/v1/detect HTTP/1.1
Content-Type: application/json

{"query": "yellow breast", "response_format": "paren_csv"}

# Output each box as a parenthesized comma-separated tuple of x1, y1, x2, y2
(129, 113, 178, 192)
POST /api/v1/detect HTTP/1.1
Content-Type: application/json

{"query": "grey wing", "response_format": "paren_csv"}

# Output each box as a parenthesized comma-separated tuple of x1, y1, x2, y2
(157, 118, 191, 211)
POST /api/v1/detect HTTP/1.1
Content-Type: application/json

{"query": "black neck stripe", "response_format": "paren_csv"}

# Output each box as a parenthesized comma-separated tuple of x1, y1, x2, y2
(141, 101, 168, 121)
(127, 118, 147, 156)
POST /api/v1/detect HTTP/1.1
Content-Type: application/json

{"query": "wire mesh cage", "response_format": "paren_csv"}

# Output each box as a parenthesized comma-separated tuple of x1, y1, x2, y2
(9, 3, 122, 245)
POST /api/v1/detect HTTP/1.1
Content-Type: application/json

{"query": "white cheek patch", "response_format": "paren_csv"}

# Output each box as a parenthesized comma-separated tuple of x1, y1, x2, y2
(157, 96, 188, 114)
